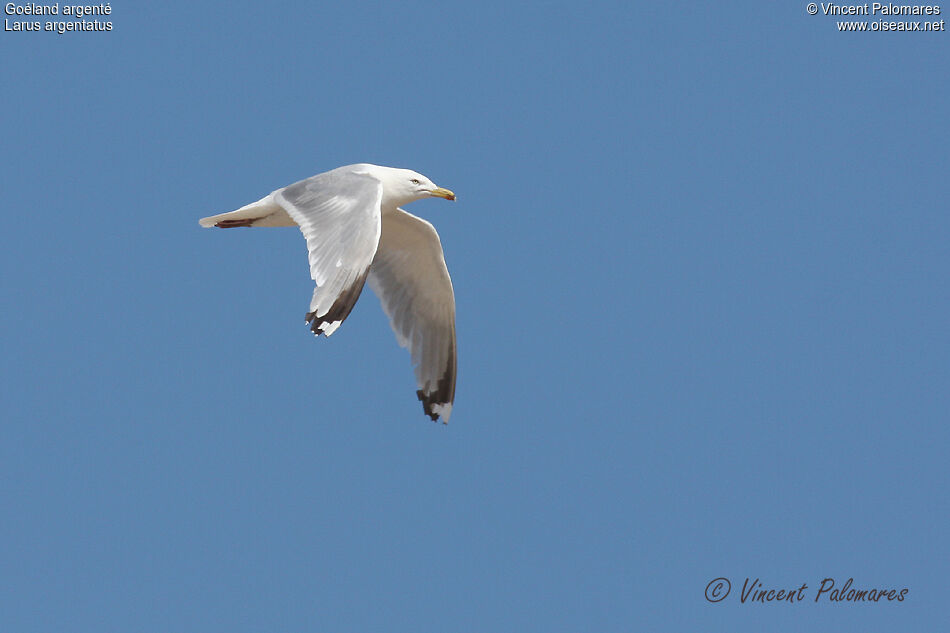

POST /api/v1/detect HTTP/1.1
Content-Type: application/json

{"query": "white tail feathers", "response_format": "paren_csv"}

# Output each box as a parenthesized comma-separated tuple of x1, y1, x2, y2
(198, 194, 296, 228)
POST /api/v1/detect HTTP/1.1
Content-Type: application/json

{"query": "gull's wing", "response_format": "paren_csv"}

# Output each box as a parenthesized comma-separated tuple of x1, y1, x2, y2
(274, 170, 383, 337)
(368, 208, 457, 423)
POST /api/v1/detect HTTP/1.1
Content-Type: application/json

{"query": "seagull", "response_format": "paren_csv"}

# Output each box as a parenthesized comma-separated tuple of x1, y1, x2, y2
(199, 163, 458, 423)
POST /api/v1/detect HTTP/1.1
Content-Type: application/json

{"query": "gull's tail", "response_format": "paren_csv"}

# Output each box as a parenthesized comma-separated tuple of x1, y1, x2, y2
(199, 194, 296, 228)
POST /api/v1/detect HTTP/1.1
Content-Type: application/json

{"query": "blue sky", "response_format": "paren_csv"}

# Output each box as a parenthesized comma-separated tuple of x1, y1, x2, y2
(2, 2, 947, 631)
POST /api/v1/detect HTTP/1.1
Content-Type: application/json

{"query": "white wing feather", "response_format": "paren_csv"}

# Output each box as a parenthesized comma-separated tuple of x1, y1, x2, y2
(274, 169, 383, 336)
(368, 208, 457, 422)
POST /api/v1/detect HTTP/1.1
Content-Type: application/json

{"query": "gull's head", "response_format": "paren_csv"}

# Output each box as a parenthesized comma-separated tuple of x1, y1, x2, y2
(368, 165, 456, 207)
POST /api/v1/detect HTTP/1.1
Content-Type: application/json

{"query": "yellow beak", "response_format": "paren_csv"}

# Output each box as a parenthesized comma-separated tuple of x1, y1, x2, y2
(429, 187, 456, 201)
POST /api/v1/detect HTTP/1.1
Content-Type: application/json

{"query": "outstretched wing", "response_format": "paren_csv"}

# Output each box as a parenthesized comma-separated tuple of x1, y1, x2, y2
(368, 208, 457, 423)
(274, 169, 383, 337)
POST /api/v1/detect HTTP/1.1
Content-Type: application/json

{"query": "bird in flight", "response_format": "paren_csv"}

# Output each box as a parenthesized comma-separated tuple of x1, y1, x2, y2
(199, 163, 458, 423)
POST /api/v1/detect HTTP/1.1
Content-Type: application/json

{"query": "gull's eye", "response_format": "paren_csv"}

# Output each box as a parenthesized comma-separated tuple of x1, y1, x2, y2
(410, 179, 421, 185)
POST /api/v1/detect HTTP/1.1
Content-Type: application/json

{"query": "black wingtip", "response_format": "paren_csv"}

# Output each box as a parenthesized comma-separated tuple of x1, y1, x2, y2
(417, 389, 449, 424)
(415, 343, 455, 424)
(303, 270, 370, 337)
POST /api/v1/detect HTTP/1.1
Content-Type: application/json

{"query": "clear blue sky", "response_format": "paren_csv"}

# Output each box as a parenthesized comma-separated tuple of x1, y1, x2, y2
(2, 2, 947, 631)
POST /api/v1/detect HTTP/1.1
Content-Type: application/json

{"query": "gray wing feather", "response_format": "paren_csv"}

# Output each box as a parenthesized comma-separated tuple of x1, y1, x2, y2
(274, 168, 383, 336)
(368, 208, 457, 422)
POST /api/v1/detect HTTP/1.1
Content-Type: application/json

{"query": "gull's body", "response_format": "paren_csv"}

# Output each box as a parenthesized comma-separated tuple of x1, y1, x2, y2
(199, 163, 457, 423)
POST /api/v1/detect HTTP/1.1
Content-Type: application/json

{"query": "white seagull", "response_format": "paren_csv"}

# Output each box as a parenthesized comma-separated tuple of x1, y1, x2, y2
(199, 164, 458, 423)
